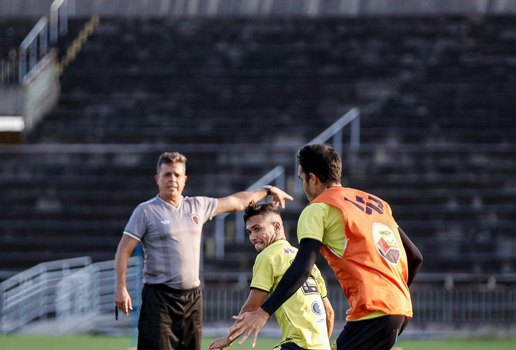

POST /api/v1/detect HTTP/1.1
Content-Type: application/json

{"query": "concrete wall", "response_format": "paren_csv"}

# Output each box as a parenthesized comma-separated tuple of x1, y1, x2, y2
(1, 0, 516, 19)
(22, 51, 60, 133)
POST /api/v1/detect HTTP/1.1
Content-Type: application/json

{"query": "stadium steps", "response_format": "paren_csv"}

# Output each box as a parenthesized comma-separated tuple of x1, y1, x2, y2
(25, 17, 381, 145)
(2, 16, 516, 279)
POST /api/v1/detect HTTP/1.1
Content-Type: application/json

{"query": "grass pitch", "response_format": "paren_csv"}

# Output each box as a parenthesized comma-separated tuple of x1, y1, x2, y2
(1, 335, 515, 350)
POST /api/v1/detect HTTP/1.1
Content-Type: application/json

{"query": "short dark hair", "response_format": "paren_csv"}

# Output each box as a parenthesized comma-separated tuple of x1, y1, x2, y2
(297, 144, 342, 183)
(157, 152, 187, 174)
(243, 201, 280, 223)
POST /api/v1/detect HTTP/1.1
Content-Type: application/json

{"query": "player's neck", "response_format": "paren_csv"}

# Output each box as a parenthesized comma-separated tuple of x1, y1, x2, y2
(326, 182, 342, 189)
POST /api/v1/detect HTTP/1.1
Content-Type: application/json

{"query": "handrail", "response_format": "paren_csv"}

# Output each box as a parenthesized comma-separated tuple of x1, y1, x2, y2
(294, 107, 360, 194)
(18, 0, 75, 82)
(0, 256, 91, 333)
(50, 0, 67, 44)
(18, 17, 48, 81)
(50, 0, 75, 44)
(308, 107, 360, 152)
(3, 260, 516, 334)
(214, 165, 286, 258)
(213, 108, 361, 260)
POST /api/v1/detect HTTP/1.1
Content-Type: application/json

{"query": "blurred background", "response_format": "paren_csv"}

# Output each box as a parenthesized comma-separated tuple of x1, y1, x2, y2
(1, 0, 515, 340)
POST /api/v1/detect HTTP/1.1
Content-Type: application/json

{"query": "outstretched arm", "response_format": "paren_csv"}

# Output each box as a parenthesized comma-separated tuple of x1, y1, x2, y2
(209, 289, 268, 350)
(213, 185, 293, 217)
(228, 238, 321, 346)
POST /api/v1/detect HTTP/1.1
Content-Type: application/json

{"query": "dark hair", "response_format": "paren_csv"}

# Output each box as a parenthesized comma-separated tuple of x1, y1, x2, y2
(157, 152, 187, 174)
(243, 202, 280, 223)
(297, 144, 342, 183)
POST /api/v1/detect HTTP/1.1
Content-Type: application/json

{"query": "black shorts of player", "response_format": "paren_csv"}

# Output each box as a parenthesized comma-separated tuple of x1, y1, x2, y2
(275, 342, 309, 350)
(336, 315, 406, 350)
(138, 284, 202, 350)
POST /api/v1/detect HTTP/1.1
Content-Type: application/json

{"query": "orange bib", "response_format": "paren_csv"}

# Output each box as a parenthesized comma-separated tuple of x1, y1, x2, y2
(313, 187, 413, 321)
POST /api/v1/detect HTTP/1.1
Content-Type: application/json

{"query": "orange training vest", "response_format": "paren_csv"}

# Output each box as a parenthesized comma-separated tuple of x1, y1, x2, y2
(312, 187, 413, 321)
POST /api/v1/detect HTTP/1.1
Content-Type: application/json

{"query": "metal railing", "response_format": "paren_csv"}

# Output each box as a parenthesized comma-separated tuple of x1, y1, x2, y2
(294, 107, 360, 195)
(52, 257, 142, 333)
(309, 107, 361, 153)
(410, 287, 516, 324)
(17, 0, 74, 82)
(212, 108, 360, 258)
(0, 256, 91, 333)
(0, 255, 142, 334)
(50, 0, 75, 45)
(203, 283, 516, 327)
(214, 165, 286, 258)
(2, 256, 516, 334)
(18, 17, 48, 81)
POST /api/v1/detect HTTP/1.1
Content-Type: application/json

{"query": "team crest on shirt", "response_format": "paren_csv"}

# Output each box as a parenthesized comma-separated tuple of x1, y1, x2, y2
(191, 214, 200, 224)
(372, 222, 400, 264)
(311, 301, 323, 316)
(283, 247, 296, 254)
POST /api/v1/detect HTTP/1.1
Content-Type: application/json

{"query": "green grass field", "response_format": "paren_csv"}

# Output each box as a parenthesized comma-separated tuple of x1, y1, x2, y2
(1, 335, 515, 350)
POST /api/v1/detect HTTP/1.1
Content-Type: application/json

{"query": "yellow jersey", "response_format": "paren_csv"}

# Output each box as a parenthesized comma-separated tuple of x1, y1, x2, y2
(251, 240, 330, 350)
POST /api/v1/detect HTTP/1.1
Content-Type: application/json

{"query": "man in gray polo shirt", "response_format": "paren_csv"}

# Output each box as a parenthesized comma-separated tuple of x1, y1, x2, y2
(114, 151, 293, 350)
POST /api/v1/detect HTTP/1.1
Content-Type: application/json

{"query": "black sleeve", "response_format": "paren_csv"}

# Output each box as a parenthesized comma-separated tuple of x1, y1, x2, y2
(399, 227, 423, 286)
(261, 238, 321, 316)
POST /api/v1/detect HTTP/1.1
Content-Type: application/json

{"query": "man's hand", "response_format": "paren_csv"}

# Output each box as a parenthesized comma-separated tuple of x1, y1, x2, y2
(114, 286, 133, 315)
(269, 186, 294, 209)
(227, 307, 269, 348)
(209, 336, 232, 350)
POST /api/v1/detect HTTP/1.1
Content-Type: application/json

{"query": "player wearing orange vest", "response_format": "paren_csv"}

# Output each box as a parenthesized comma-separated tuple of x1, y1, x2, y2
(309, 187, 413, 321)
(229, 144, 423, 350)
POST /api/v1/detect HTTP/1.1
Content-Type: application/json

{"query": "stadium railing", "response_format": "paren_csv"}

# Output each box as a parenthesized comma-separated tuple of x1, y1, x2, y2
(1, 0, 75, 141)
(0, 255, 141, 334)
(293, 107, 360, 195)
(214, 165, 286, 258)
(2, 256, 516, 335)
(53, 257, 142, 334)
(0, 256, 91, 333)
(18, 0, 73, 81)
(213, 107, 361, 258)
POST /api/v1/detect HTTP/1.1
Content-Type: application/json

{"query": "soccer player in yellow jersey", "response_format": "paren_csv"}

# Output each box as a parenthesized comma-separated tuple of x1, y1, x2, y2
(209, 202, 334, 350)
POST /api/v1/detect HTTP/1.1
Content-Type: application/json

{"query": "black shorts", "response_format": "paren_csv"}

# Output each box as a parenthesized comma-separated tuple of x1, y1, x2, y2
(138, 284, 202, 350)
(336, 315, 406, 350)
(276, 342, 309, 350)
(274, 342, 331, 350)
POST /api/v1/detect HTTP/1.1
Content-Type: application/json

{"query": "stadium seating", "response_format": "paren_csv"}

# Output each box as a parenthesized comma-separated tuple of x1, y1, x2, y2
(1, 16, 515, 281)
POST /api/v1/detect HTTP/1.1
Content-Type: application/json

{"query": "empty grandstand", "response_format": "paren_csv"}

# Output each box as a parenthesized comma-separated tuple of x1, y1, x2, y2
(1, 0, 515, 336)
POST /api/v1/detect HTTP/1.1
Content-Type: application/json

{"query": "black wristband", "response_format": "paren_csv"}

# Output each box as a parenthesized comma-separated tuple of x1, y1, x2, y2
(261, 301, 275, 316)
(262, 185, 272, 195)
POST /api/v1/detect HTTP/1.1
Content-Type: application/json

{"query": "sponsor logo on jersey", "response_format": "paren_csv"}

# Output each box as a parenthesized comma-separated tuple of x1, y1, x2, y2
(372, 222, 400, 264)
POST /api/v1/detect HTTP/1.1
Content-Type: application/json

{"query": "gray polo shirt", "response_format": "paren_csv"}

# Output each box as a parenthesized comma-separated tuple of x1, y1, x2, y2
(123, 195, 218, 289)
